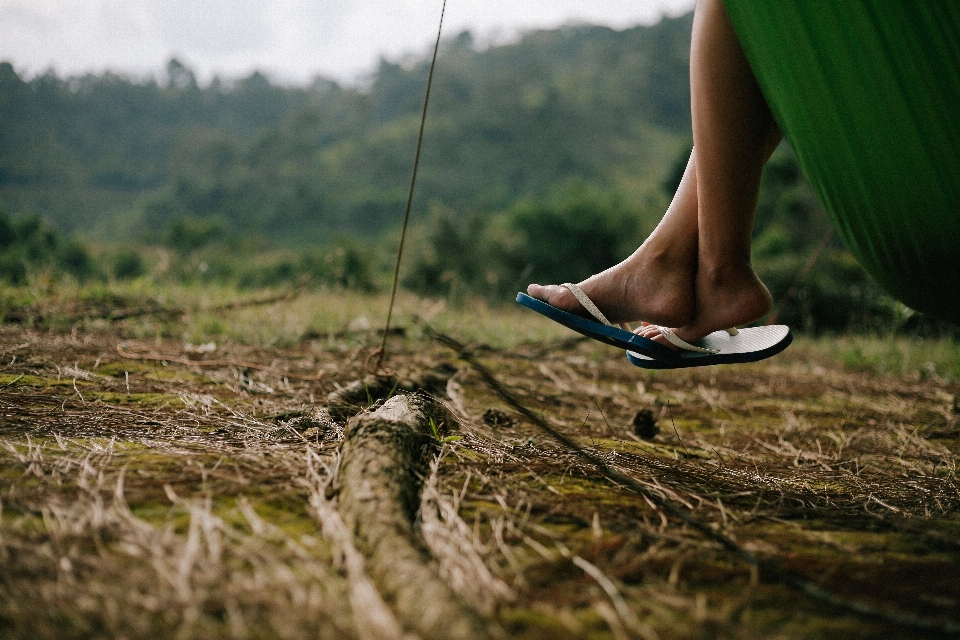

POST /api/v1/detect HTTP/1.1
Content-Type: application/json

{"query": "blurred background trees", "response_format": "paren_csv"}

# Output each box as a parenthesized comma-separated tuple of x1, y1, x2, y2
(0, 12, 946, 334)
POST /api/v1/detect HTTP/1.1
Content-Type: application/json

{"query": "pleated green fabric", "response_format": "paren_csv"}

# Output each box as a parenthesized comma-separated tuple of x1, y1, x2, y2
(723, 1, 960, 323)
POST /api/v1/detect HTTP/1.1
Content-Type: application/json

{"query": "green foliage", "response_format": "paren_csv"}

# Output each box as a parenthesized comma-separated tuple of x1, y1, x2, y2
(403, 187, 653, 305)
(329, 239, 377, 291)
(0, 15, 694, 242)
(0, 252, 26, 284)
(505, 186, 647, 288)
(11, 213, 58, 264)
(56, 238, 96, 281)
(111, 249, 145, 280)
(233, 238, 377, 292)
(0, 204, 99, 282)
(0, 59, 318, 235)
(403, 203, 506, 302)
(162, 215, 228, 255)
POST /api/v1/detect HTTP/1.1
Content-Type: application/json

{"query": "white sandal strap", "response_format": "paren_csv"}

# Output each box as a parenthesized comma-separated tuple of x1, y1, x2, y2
(653, 325, 721, 354)
(562, 283, 611, 326)
(561, 283, 736, 348)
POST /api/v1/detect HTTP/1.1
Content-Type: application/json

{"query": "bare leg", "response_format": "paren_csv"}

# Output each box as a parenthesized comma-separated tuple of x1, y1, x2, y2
(528, 0, 780, 336)
(638, 0, 781, 345)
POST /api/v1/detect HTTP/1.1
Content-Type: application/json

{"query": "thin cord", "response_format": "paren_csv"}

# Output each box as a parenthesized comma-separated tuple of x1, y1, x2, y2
(375, 0, 447, 371)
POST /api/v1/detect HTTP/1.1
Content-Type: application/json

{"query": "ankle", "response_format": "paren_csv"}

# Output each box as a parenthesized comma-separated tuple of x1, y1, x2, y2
(635, 239, 693, 274)
(699, 261, 756, 288)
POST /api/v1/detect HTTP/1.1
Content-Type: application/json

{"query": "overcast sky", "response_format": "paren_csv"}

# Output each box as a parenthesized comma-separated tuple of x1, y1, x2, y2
(1, 0, 696, 85)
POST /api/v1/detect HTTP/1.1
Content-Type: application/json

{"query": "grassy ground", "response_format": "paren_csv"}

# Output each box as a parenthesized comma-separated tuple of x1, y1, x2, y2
(1, 283, 958, 639)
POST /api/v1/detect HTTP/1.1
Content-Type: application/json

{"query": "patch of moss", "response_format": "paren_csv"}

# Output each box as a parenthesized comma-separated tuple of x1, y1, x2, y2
(0, 373, 85, 388)
(247, 497, 325, 540)
(85, 391, 181, 407)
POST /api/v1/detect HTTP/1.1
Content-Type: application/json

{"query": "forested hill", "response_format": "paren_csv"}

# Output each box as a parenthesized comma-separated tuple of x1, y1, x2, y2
(0, 13, 693, 243)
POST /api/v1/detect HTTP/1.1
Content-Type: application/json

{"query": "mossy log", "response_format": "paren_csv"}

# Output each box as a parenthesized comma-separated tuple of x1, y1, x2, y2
(336, 392, 499, 640)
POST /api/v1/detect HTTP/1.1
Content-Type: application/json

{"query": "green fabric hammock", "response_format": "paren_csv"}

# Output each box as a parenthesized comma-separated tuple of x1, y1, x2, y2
(723, 1, 960, 324)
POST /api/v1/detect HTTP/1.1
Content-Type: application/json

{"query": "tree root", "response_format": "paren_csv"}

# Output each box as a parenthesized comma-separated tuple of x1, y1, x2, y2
(335, 392, 501, 640)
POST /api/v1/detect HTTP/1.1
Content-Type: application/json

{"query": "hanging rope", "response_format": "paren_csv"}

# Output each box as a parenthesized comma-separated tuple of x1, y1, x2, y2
(374, 0, 448, 372)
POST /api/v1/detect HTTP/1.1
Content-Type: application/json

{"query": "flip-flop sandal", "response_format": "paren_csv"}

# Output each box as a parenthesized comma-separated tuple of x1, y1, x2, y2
(626, 324, 793, 369)
(516, 285, 688, 362)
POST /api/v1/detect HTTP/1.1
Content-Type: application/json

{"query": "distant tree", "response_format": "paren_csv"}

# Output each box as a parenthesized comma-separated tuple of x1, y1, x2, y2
(163, 216, 227, 254)
(166, 58, 198, 90)
(57, 239, 96, 280)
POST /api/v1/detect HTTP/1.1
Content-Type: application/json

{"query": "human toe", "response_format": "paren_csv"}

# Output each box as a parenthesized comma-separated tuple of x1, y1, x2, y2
(527, 283, 569, 304)
(527, 283, 598, 318)
(634, 324, 678, 350)
(526, 283, 546, 297)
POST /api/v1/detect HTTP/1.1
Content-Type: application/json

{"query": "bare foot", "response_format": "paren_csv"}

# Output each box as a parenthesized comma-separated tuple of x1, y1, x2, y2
(636, 262, 772, 348)
(526, 242, 696, 327)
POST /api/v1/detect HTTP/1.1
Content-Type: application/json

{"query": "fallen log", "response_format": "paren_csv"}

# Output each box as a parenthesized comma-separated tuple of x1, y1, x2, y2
(336, 392, 500, 640)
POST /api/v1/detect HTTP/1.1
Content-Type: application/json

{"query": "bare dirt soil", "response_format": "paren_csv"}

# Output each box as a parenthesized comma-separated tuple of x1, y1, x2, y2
(1, 315, 958, 639)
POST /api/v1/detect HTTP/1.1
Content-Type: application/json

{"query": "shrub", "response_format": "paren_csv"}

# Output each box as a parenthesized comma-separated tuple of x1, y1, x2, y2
(403, 204, 499, 301)
(504, 186, 645, 288)
(112, 249, 146, 280)
(163, 215, 227, 255)
(0, 252, 26, 284)
(0, 205, 103, 283)
(57, 239, 97, 281)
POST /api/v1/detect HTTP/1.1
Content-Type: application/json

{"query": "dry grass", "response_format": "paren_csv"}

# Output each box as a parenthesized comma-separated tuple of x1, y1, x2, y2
(0, 285, 958, 639)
